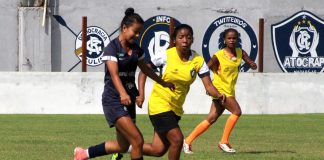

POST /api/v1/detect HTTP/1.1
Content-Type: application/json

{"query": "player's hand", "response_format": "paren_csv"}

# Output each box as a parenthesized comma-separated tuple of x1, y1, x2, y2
(120, 93, 131, 106)
(136, 95, 144, 108)
(250, 62, 257, 70)
(217, 94, 226, 105)
(162, 81, 175, 91)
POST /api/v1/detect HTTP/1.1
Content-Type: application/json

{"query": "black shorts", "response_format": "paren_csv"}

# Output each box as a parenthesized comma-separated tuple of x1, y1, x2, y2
(102, 85, 136, 128)
(149, 111, 181, 133)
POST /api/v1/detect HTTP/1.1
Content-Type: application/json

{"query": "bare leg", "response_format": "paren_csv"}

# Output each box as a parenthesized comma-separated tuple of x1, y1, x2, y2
(143, 127, 183, 160)
(206, 100, 225, 124)
(143, 131, 168, 157)
(104, 129, 129, 154)
(223, 97, 241, 116)
(166, 128, 183, 160)
(105, 116, 144, 159)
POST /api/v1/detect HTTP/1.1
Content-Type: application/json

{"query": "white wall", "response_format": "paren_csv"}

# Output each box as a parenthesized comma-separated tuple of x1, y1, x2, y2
(19, 7, 52, 71)
(1, 0, 324, 72)
(0, 1, 20, 71)
(1, 72, 323, 114)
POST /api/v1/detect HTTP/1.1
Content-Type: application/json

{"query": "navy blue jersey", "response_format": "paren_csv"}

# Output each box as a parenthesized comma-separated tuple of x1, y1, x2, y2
(102, 38, 144, 99)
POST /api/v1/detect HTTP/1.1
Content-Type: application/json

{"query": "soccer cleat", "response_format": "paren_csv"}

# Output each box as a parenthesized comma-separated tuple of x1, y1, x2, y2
(74, 147, 89, 160)
(218, 143, 236, 153)
(111, 153, 123, 160)
(183, 140, 193, 154)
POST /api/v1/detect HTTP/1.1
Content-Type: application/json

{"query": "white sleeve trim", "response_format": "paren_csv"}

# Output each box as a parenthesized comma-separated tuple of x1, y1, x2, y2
(199, 62, 209, 75)
(102, 56, 117, 62)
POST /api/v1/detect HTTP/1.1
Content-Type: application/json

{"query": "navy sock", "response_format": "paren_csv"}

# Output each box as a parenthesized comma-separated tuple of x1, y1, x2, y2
(88, 142, 107, 158)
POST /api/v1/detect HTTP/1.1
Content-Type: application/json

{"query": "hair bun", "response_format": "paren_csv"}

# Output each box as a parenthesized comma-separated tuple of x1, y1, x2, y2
(125, 8, 135, 16)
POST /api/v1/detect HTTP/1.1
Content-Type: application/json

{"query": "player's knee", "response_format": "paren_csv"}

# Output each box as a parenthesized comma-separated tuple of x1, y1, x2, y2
(120, 145, 129, 153)
(131, 140, 144, 150)
(233, 110, 242, 116)
(152, 148, 167, 157)
(130, 135, 144, 149)
(207, 114, 219, 124)
(171, 135, 184, 148)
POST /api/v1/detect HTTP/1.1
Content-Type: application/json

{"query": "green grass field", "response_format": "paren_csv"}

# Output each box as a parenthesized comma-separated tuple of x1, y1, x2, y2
(1, 114, 323, 160)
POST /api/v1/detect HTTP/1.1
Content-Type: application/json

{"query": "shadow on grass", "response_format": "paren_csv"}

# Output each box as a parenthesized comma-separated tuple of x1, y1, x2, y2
(240, 150, 296, 154)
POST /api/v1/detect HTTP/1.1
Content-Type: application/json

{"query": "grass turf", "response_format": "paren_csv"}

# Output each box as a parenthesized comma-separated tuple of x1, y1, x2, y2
(0, 114, 323, 159)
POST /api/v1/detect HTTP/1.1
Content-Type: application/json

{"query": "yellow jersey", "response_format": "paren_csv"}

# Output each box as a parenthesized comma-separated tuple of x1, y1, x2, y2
(212, 48, 242, 97)
(148, 47, 209, 116)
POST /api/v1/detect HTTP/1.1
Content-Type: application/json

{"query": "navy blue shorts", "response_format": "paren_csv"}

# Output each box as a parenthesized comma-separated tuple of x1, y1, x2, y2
(102, 84, 136, 128)
(149, 111, 181, 133)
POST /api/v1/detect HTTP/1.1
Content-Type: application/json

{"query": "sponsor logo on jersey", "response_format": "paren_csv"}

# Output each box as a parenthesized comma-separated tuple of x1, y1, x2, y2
(202, 16, 258, 72)
(272, 10, 324, 72)
(75, 26, 110, 66)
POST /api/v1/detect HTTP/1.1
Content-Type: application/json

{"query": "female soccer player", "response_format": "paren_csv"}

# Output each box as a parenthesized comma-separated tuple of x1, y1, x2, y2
(183, 28, 257, 154)
(73, 8, 174, 160)
(135, 24, 225, 160)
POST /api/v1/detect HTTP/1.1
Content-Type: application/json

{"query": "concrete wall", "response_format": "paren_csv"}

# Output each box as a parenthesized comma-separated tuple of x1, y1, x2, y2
(50, 0, 324, 72)
(1, 0, 324, 72)
(1, 72, 323, 114)
(19, 7, 52, 71)
(0, 1, 20, 71)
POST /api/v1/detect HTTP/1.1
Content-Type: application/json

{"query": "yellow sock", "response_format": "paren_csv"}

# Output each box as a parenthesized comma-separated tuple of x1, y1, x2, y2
(220, 114, 239, 144)
(185, 120, 211, 145)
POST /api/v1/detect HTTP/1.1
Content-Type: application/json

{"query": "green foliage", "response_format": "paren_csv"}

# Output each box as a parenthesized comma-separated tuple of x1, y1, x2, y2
(0, 114, 323, 160)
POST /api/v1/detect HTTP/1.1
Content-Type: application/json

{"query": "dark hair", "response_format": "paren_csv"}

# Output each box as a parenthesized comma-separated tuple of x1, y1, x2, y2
(120, 8, 144, 29)
(172, 24, 194, 40)
(219, 28, 241, 48)
(223, 28, 238, 39)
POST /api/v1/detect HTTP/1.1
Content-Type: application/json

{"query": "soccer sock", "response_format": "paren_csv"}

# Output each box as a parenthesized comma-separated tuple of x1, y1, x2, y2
(220, 114, 239, 144)
(185, 120, 211, 145)
(88, 142, 107, 158)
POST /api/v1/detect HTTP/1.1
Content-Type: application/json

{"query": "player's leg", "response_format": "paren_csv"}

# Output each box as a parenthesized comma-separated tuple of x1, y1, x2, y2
(113, 116, 144, 159)
(143, 131, 169, 157)
(75, 100, 143, 160)
(166, 127, 184, 160)
(143, 127, 183, 159)
(73, 117, 133, 160)
(184, 100, 225, 154)
(144, 111, 182, 159)
(218, 97, 241, 153)
(109, 99, 139, 160)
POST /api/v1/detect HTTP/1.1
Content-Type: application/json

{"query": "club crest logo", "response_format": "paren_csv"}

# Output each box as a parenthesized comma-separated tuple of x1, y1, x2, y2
(272, 11, 324, 72)
(202, 16, 258, 72)
(75, 26, 110, 66)
(137, 15, 181, 68)
(190, 68, 196, 78)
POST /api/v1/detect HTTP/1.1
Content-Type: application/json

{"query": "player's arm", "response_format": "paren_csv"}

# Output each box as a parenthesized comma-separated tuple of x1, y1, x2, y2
(138, 59, 175, 90)
(198, 62, 225, 103)
(106, 60, 131, 106)
(242, 50, 257, 70)
(207, 55, 220, 72)
(201, 75, 226, 104)
(136, 64, 150, 108)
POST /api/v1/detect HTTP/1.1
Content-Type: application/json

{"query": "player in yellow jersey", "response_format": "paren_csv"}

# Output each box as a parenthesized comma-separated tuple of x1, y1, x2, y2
(135, 24, 225, 160)
(184, 28, 257, 154)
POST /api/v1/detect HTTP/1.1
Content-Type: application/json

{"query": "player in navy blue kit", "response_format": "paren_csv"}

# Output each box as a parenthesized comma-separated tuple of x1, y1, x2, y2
(74, 8, 174, 160)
